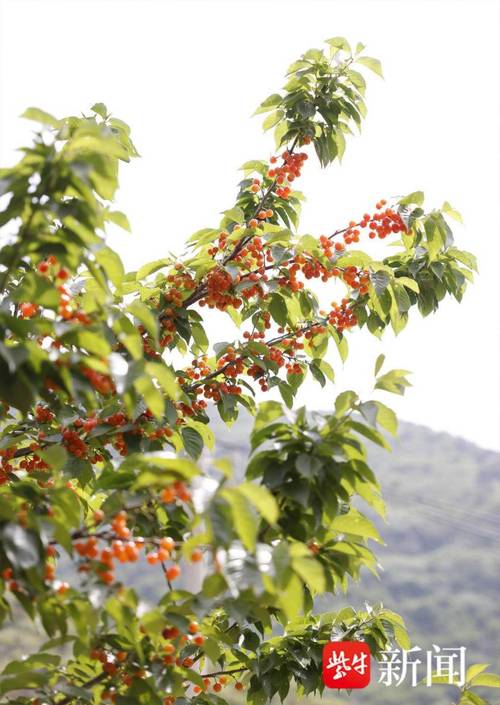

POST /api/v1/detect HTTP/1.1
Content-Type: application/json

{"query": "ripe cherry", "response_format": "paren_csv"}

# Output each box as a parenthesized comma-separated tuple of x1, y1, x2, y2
(19, 302, 38, 318)
(166, 565, 181, 581)
(190, 548, 203, 563)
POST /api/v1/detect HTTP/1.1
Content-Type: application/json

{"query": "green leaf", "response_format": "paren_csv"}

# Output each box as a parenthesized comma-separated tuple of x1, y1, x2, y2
(12, 273, 59, 309)
(254, 93, 282, 115)
(191, 321, 209, 352)
(67, 329, 111, 357)
(128, 300, 159, 342)
(357, 56, 383, 77)
(292, 555, 326, 593)
(448, 247, 478, 272)
(38, 445, 68, 472)
(263, 110, 284, 131)
(442, 201, 463, 223)
(21, 107, 60, 128)
(223, 206, 245, 224)
(371, 270, 391, 295)
(424, 217, 445, 260)
(399, 191, 424, 206)
(0, 524, 42, 570)
(350, 419, 390, 450)
(316, 358, 335, 382)
(131, 456, 199, 488)
(470, 673, 500, 688)
(136, 258, 171, 279)
(378, 608, 406, 627)
(297, 100, 315, 118)
(295, 453, 322, 478)
(357, 400, 378, 427)
(374, 353, 385, 376)
(253, 401, 284, 432)
(278, 381, 294, 408)
(375, 368, 412, 396)
(392, 283, 411, 314)
(145, 361, 179, 399)
(466, 664, 490, 682)
(51, 488, 82, 528)
(239, 159, 268, 173)
(330, 508, 383, 543)
(326, 37, 352, 53)
(115, 678, 163, 705)
(396, 276, 420, 293)
(181, 426, 204, 459)
(429, 674, 458, 684)
(335, 390, 358, 417)
(274, 120, 289, 150)
(94, 245, 125, 289)
(237, 482, 278, 524)
(91, 102, 108, 118)
(106, 210, 131, 232)
(337, 251, 373, 268)
(221, 489, 258, 551)
(460, 692, 492, 705)
(374, 401, 398, 436)
(133, 375, 164, 418)
(3, 653, 61, 674)
(309, 361, 325, 386)
(0, 670, 50, 696)
(278, 573, 303, 620)
(269, 293, 288, 327)
(393, 623, 411, 650)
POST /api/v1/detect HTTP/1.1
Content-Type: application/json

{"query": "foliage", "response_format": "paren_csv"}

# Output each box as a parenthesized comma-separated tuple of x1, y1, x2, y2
(0, 38, 477, 705)
(215, 416, 500, 705)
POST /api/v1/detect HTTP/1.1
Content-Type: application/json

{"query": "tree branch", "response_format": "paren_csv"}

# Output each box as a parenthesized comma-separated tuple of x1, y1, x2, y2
(182, 135, 301, 309)
(185, 316, 330, 391)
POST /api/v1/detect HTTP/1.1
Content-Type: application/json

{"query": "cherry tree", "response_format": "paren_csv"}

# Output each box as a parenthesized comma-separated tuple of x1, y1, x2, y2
(0, 36, 488, 705)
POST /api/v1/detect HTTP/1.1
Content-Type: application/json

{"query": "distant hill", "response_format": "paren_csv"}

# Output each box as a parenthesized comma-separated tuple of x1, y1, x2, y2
(1, 416, 499, 705)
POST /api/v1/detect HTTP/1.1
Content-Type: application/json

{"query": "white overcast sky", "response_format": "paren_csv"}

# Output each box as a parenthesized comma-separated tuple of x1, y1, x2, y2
(0, 0, 499, 451)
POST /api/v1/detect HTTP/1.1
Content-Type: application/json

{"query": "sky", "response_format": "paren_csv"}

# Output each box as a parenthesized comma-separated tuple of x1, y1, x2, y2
(0, 0, 499, 451)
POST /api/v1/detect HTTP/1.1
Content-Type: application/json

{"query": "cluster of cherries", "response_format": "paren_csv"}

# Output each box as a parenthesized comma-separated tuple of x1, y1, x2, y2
(81, 366, 115, 395)
(69, 491, 198, 586)
(268, 149, 308, 186)
(0, 446, 17, 485)
(160, 623, 246, 698)
(19, 255, 91, 324)
(3, 408, 130, 484)
(164, 267, 196, 305)
(202, 268, 238, 311)
(62, 428, 89, 458)
(160, 147, 310, 316)
(341, 201, 408, 244)
(1, 543, 69, 596)
(85, 619, 245, 705)
(191, 675, 245, 697)
(327, 299, 359, 331)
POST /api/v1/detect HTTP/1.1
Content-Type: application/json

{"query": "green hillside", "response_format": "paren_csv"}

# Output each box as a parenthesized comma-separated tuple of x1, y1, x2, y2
(1, 416, 499, 704)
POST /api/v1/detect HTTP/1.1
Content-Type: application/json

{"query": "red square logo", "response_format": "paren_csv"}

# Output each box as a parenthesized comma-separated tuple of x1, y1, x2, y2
(322, 641, 371, 688)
